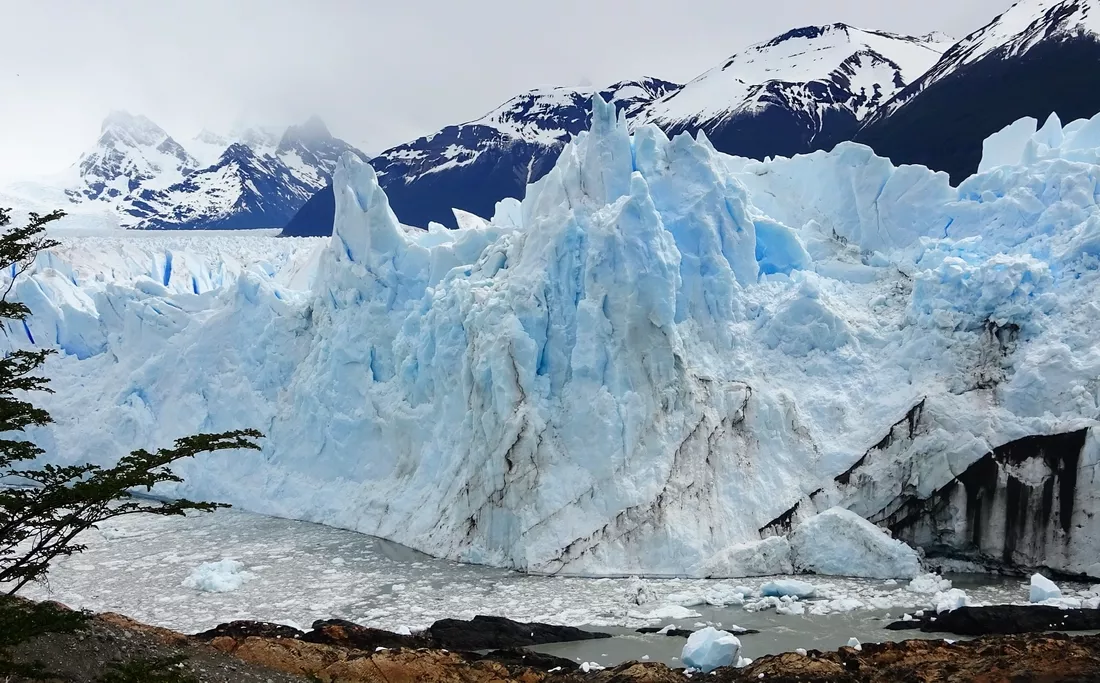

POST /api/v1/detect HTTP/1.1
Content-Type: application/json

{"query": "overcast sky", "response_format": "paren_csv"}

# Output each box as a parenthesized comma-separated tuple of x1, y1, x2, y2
(1, 0, 1013, 182)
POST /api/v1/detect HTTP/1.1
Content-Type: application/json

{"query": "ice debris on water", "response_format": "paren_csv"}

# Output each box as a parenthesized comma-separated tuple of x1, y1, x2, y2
(934, 588, 971, 613)
(181, 559, 254, 593)
(760, 579, 816, 599)
(908, 573, 952, 594)
(627, 576, 659, 605)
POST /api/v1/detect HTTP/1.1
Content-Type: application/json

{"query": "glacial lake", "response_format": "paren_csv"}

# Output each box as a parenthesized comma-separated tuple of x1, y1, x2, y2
(18, 507, 1096, 668)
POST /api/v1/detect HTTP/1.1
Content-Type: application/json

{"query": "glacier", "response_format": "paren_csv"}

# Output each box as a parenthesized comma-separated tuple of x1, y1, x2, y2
(10, 97, 1100, 577)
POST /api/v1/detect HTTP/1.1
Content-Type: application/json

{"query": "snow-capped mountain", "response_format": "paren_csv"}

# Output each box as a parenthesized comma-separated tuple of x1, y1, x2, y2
(70, 111, 199, 202)
(40, 112, 370, 231)
(281, 78, 679, 236)
(284, 26, 951, 238)
(275, 116, 360, 189)
(856, 0, 1100, 182)
(120, 143, 320, 230)
(118, 116, 367, 230)
(188, 129, 233, 167)
(635, 24, 952, 160)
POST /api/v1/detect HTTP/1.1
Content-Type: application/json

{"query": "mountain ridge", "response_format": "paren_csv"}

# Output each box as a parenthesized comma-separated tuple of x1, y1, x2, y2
(855, 0, 1100, 182)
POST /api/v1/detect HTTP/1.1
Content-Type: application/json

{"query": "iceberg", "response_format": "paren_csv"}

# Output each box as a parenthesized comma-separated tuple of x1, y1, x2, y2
(759, 579, 816, 599)
(1029, 573, 1062, 603)
(789, 508, 923, 579)
(682, 627, 741, 673)
(12, 98, 1100, 577)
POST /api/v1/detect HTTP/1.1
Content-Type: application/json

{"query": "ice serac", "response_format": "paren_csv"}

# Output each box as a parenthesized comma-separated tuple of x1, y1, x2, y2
(16, 101, 1100, 578)
(257, 96, 815, 574)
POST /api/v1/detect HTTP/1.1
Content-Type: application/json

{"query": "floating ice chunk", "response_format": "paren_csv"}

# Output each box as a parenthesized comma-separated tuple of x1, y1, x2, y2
(181, 559, 254, 593)
(704, 585, 753, 606)
(908, 573, 952, 594)
(760, 579, 816, 599)
(646, 605, 703, 620)
(776, 601, 806, 616)
(1030, 574, 1062, 603)
(702, 536, 793, 577)
(665, 592, 707, 607)
(682, 627, 741, 673)
(795, 648, 808, 656)
(790, 508, 922, 579)
(934, 589, 971, 613)
(847, 637, 862, 651)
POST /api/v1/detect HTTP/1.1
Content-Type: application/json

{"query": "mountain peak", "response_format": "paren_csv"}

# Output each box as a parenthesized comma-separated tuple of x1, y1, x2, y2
(869, 0, 1100, 126)
(279, 116, 333, 149)
(73, 111, 196, 202)
(919, 31, 956, 46)
(100, 110, 159, 134)
(763, 23, 853, 47)
(195, 129, 227, 145)
(639, 22, 947, 132)
(220, 142, 260, 162)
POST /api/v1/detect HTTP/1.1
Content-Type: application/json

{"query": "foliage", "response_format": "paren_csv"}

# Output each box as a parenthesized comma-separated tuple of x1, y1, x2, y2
(0, 207, 262, 676)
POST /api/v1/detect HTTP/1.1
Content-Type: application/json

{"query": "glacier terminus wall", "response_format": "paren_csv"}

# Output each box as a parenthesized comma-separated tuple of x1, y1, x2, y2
(11, 99, 1100, 577)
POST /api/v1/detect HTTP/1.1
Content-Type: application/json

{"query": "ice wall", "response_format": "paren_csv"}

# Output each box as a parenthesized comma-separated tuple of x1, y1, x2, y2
(14, 101, 1100, 576)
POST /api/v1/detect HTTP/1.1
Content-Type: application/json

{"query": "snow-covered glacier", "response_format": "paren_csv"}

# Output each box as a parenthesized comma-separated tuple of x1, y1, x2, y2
(12, 100, 1100, 577)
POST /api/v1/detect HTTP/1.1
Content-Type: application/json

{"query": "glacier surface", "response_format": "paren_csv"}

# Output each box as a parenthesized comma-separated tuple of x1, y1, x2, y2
(11, 99, 1100, 577)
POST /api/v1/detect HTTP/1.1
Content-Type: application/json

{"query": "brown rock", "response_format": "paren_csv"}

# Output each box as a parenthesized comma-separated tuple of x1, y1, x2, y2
(732, 633, 1100, 682)
(96, 611, 190, 646)
(209, 635, 346, 677)
(305, 618, 431, 650)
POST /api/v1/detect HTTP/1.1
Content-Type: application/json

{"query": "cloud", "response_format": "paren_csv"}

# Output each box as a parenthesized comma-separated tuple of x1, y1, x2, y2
(0, 0, 1010, 181)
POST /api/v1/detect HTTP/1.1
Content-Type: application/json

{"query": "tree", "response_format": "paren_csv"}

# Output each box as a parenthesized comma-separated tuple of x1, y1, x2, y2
(0, 207, 262, 677)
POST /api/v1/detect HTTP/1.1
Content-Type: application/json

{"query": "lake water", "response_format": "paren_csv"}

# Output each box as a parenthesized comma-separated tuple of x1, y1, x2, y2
(17, 506, 1095, 668)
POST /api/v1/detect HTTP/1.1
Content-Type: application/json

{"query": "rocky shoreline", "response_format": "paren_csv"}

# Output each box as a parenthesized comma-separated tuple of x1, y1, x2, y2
(8, 600, 1100, 682)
